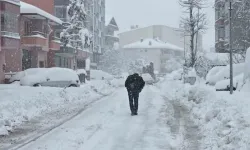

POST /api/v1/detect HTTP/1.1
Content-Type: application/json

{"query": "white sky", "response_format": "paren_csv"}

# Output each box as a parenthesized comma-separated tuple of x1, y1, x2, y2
(106, 0, 215, 51)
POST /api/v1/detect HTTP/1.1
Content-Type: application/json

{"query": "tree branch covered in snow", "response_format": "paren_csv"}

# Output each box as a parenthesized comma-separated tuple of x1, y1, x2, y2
(60, 0, 91, 51)
(179, 0, 208, 67)
(99, 49, 126, 75)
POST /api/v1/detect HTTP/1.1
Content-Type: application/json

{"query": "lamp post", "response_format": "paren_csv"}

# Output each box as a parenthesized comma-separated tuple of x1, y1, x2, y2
(229, 1, 233, 94)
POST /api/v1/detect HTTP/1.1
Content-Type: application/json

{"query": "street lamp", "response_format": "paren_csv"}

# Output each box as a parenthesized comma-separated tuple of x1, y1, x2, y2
(229, 0, 233, 94)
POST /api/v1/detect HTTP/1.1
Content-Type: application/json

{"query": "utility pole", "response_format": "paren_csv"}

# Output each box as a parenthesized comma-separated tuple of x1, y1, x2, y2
(229, 1, 233, 94)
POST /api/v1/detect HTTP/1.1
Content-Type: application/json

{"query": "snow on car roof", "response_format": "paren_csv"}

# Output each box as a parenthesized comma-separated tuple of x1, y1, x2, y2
(20, 2, 62, 25)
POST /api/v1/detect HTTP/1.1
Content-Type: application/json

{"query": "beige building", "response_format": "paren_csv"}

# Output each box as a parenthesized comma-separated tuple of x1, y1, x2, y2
(119, 25, 203, 53)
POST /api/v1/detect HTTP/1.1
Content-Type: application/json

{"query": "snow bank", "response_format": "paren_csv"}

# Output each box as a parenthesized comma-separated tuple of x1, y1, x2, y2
(90, 70, 113, 80)
(0, 79, 123, 136)
(160, 72, 250, 149)
(187, 86, 250, 149)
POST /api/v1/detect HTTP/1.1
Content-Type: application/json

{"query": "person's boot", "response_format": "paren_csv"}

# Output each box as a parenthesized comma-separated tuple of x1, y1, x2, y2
(134, 112, 138, 115)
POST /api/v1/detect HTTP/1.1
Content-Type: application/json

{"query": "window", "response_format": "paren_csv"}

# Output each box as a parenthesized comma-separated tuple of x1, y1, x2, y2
(24, 21, 31, 35)
(219, 27, 225, 39)
(54, 6, 67, 19)
(1, 12, 19, 33)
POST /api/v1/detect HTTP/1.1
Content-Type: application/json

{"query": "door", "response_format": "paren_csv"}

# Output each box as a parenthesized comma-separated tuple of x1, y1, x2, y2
(39, 61, 45, 68)
(22, 49, 31, 70)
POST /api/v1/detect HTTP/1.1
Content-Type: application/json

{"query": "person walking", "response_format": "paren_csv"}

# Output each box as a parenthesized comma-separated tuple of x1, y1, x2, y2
(125, 73, 145, 116)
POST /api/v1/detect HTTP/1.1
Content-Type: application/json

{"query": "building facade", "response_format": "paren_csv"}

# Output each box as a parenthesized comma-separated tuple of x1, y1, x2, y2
(20, 0, 61, 70)
(54, 0, 105, 69)
(215, 0, 250, 53)
(119, 25, 203, 53)
(0, 0, 21, 83)
(123, 38, 184, 73)
(105, 16, 119, 50)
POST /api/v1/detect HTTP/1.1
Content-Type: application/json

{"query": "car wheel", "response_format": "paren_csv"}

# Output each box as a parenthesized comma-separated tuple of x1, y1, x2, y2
(69, 84, 77, 87)
(33, 83, 41, 87)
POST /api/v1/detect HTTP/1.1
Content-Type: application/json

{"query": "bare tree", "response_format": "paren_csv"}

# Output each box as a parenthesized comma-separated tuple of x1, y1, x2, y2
(179, 0, 208, 67)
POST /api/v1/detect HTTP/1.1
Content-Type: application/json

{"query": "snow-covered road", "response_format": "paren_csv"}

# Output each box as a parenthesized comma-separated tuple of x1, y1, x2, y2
(15, 86, 173, 150)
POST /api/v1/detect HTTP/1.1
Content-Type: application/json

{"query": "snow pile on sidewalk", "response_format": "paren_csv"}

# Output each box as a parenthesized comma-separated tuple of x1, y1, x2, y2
(0, 80, 122, 136)
(160, 72, 250, 149)
(187, 85, 250, 149)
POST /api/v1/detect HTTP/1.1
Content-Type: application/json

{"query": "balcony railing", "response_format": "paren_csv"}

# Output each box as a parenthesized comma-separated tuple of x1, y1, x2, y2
(24, 31, 47, 38)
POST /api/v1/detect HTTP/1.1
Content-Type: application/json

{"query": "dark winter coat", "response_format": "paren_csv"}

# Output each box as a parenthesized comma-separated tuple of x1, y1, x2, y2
(125, 73, 145, 93)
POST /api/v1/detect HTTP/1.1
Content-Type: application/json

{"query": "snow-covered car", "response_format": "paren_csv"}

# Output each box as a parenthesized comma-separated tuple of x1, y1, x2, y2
(141, 73, 155, 84)
(206, 63, 245, 86)
(170, 69, 183, 80)
(215, 73, 244, 91)
(90, 70, 113, 80)
(9, 68, 47, 83)
(19, 68, 80, 87)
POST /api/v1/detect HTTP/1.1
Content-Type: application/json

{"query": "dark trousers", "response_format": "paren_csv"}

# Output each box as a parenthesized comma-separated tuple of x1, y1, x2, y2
(128, 91, 139, 113)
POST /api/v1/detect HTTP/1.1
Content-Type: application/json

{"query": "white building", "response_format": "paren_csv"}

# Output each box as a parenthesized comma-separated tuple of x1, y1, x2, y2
(123, 38, 183, 73)
(119, 25, 203, 53)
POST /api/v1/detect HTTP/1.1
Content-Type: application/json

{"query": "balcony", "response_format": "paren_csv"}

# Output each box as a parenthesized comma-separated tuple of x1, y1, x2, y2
(49, 36, 61, 50)
(21, 31, 47, 49)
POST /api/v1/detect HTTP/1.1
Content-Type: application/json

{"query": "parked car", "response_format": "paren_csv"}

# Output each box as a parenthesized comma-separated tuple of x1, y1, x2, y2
(171, 69, 183, 80)
(206, 63, 245, 86)
(215, 73, 244, 91)
(9, 68, 47, 83)
(18, 68, 80, 87)
(141, 73, 155, 85)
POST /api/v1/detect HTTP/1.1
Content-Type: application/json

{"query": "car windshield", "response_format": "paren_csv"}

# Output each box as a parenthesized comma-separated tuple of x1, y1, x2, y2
(1, 0, 250, 150)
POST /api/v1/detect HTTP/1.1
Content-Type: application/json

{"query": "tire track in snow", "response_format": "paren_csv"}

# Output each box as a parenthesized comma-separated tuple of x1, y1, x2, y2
(168, 97, 201, 150)
(9, 90, 118, 150)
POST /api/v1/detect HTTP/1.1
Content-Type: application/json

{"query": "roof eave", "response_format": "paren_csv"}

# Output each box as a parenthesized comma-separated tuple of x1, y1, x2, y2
(20, 13, 62, 25)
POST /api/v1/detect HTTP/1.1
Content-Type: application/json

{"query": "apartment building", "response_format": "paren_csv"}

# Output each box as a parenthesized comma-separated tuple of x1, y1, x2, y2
(0, 0, 21, 83)
(0, 0, 61, 83)
(20, 0, 61, 70)
(105, 15, 119, 50)
(215, 0, 250, 53)
(54, 0, 105, 69)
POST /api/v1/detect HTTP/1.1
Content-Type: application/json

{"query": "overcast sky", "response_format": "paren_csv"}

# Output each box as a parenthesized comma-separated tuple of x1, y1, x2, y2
(106, 0, 215, 51)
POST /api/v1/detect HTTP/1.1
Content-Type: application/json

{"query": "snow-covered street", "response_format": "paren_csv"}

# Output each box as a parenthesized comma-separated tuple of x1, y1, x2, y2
(10, 86, 176, 150)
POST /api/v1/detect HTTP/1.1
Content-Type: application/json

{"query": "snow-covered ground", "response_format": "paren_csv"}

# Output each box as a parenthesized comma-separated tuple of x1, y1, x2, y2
(159, 73, 250, 150)
(2, 70, 250, 150)
(7, 86, 174, 150)
(0, 79, 124, 137)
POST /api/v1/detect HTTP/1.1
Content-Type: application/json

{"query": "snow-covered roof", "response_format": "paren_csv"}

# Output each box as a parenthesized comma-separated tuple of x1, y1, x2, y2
(20, 2, 62, 25)
(123, 38, 183, 51)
